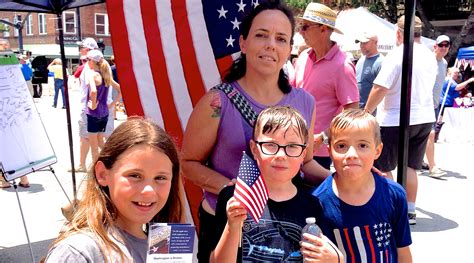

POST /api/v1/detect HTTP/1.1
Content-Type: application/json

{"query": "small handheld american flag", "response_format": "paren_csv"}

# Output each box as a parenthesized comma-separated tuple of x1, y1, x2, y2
(233, 152, 269, 223)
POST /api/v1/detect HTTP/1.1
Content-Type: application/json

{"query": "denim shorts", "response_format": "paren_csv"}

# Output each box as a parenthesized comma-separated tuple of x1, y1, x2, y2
(78, 111, 88, 138)
(86, 114, 108, 133)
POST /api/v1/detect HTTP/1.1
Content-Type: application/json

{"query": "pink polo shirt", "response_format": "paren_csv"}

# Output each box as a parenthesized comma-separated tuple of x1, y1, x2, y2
(291, 44, 359, 157)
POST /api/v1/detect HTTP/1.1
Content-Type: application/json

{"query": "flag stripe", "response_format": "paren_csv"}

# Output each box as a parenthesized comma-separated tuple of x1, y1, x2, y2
(140, 0, 183, 138)
(234, 190, 260, 221)
(364, 225, 376, 262)
(123, 0, 164, 126)
(186, 0, 221, 91)
(216, 55, 234, 78)
(236, 177, 265, 213)
(106, 0, 144, 118)
(172, 0, 206, 106)
(343, 228, 356, 263)
(354, 226, 367, 263)
(333, 229, 347, 261)
(235, 178, 264, 214)
(234, 184, 262, 220)
(253, 179, 267, 211)
(156, 0, 192, 134)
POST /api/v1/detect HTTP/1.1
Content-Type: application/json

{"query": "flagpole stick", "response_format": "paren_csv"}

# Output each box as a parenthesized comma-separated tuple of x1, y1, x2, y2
(239, 221, 243, 248)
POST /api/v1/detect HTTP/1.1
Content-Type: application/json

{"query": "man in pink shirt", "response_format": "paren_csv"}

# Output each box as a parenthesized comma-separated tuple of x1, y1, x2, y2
(291, 3, 359, 169)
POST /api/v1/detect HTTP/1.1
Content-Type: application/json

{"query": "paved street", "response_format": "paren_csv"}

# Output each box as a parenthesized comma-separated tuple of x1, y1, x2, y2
(1, 84, 473, 262)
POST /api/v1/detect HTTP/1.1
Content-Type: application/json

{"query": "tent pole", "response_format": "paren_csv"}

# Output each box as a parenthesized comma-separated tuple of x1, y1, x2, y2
(397, 0, 416, 188)
(57, 13, 77, 200)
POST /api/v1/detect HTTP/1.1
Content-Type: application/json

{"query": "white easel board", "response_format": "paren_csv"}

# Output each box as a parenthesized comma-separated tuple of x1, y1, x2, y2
(0, 53, 57, 181)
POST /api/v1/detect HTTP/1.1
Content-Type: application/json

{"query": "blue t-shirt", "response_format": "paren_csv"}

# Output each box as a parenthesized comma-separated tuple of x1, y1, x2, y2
(356, 54, 383, 108)
(439, 78, 459, 107)
(313, 172, 412, 263)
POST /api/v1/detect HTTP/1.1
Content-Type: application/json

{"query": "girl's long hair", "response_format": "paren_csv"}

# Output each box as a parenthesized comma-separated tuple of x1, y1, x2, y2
(45, 118, 183, 262)
(96, 59, 113, 87)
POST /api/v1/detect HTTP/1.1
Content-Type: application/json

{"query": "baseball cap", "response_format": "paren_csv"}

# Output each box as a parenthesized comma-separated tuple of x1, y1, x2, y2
(355, 31, 378, 43)
(87, 49, 103, 62)
(436, 35, 450, 44)
(78, 38, 98, 50)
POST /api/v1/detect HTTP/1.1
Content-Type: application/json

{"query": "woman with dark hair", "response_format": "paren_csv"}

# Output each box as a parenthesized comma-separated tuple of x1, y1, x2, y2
(44, 118, 184, 262)
(181, 2, 330, 261)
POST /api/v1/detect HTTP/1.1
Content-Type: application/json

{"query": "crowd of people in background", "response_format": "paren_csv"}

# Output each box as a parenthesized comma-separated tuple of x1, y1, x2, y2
(2, 1, 473, 262)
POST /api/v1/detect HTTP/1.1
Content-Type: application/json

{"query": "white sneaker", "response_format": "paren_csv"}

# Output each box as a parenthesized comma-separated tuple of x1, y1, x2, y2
(429, 167, 446, 178)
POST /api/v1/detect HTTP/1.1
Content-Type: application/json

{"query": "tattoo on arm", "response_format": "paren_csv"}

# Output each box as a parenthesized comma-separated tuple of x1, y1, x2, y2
(210, 92, 221, 118)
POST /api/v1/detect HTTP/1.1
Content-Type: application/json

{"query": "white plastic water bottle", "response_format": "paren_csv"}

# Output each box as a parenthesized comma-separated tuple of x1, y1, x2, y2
(301, 217, 322, 240)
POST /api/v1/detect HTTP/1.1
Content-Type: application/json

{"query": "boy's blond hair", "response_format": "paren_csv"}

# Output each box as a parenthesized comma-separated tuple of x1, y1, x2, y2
(254, 105, 308, 144)
(329, 109, 381, 145)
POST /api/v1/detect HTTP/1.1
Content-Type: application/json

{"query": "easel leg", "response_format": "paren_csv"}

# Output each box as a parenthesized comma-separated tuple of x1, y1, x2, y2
(49, 166, 73, 206)
(12, 181, 35, 263)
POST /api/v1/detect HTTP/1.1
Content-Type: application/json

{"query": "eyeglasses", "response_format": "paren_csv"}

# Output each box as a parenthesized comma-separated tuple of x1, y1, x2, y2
(255, 141, 306, 157)
(298, 24, 321, 32)
(437, 43, 450, 48)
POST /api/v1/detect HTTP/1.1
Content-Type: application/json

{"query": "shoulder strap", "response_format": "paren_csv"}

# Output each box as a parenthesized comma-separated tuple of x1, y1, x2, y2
(212, 83, 258, 127)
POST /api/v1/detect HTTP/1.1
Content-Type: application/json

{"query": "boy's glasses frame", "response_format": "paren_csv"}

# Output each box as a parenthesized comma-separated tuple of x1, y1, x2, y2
(437, 43, 450, 48)
(255, 141, 307, 157)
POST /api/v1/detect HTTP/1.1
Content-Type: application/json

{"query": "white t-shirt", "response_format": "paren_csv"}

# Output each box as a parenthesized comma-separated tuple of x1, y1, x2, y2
(373, 42, 437, 126)
(79, 63, 93, 111)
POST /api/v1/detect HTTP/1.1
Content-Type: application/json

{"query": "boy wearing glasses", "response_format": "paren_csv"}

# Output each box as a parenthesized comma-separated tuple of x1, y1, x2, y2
(210, 106, 340, 262)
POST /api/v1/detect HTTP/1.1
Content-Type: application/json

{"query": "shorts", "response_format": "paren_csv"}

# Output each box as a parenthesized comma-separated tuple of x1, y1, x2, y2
(87, 114, 109, 133)
(78, 111, 88, 138)
(375, 123, 432, 171)
(432, 107, 440, 130)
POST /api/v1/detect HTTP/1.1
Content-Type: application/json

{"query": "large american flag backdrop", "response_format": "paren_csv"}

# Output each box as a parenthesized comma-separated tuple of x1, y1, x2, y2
(105, 0, 266, 225)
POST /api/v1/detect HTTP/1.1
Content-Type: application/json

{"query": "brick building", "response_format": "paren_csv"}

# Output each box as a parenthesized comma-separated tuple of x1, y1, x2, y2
(0, 3, 112, 62)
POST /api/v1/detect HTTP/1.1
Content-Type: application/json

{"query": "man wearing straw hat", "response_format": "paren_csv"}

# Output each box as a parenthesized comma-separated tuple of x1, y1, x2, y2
(291, 3, 359, 170)
(364, 15, 437, 225)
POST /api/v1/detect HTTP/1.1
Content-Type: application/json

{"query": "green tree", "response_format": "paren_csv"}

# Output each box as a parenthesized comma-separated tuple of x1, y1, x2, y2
(0, 23, 8, 33)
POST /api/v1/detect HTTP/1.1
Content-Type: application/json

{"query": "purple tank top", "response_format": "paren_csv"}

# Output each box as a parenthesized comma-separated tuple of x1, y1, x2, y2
(204, 81, 315, 210)
(86, 73, 109, 118)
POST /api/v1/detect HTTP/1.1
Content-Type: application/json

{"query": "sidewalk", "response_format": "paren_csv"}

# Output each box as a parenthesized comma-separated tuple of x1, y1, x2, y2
(0, 87, 472, 262)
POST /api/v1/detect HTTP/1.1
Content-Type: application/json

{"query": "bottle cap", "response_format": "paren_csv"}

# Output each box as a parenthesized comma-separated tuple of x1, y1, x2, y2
(305, 217, 316, 224)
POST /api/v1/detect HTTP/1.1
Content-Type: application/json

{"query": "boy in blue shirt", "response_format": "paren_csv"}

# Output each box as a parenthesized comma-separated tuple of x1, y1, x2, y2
(303, 109, 412, 263)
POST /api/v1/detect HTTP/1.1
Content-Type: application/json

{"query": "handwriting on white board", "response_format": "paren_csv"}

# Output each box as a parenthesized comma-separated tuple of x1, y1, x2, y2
(0, 65, 33, 131)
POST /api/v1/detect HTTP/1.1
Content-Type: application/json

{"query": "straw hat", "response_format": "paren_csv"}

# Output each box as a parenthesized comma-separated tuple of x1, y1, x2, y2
(298, 3, 342, 34)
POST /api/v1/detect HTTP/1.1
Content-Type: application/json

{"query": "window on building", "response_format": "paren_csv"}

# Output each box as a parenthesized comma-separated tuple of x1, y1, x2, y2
(26, 14, 33, 35)
(63, 11, 76, 34)
(95, 13, 109, 36)
(38, 13, 46, 35)
(1, 18, 10, 37)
